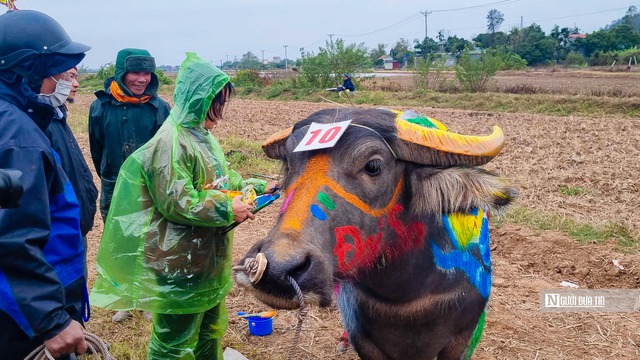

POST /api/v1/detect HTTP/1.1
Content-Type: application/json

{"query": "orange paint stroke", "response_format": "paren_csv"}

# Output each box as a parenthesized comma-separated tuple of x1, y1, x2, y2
(280, 154, 403, 233)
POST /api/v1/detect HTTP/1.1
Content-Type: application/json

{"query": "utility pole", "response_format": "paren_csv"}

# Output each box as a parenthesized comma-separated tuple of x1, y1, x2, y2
(283, 45, 288, 71)
(420, 11, 432, 43)
(225, 54, 229, 64)
(420, 11, 432, 58)
(261, 50, 265, 64)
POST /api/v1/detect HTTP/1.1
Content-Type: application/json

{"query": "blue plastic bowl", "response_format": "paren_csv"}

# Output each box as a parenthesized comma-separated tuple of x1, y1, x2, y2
(238, 312, 273, 336)
(247, 316, 272, 336)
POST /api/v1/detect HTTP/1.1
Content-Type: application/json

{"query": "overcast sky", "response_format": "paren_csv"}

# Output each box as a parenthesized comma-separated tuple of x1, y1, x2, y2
(4, 0, 636, 68)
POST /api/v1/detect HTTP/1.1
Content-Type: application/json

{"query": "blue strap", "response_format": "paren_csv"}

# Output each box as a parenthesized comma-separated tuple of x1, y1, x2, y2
(82, 281, 91, 322)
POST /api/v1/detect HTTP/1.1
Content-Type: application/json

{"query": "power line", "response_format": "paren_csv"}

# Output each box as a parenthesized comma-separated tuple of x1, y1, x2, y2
(441, 6, 630, 33)
(335, 13, 422, 37)
(522, 6, 629, 25)
(431, 0, 524, 13)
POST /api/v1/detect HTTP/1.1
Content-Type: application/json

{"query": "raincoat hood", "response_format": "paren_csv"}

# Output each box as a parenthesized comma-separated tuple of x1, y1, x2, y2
(171, 52, 230, 128)
(114, 48, 158, 96)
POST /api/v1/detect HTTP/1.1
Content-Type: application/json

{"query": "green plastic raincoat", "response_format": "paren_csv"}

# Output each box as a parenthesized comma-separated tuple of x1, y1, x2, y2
(90, 53, 267, 315)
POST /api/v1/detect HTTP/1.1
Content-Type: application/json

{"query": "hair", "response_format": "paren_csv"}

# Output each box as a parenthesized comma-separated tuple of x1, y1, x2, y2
(206, 81, 234, 121)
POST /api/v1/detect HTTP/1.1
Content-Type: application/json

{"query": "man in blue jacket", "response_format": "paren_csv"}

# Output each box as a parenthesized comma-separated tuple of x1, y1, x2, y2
(0, 10, 91, 359)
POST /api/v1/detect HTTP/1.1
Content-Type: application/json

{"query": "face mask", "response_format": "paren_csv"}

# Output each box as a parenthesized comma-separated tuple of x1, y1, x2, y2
(41, 77, 73, 107)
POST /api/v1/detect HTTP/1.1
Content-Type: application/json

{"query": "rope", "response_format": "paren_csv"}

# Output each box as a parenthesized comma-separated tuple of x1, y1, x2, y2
(286, 275, 309, 360)
(24, 330, 114, 360)
(232, 257, 260, 275)
(234, 256, 308, 359)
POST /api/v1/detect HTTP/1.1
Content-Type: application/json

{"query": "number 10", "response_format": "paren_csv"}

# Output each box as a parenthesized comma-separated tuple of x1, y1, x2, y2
(305, 126, 341, 146)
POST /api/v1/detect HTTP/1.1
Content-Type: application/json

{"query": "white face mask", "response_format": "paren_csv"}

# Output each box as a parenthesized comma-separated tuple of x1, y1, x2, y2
(41, 76, 73, 107)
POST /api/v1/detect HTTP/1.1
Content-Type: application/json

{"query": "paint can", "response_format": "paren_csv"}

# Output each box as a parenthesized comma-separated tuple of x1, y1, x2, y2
(238, 312, 273, 336)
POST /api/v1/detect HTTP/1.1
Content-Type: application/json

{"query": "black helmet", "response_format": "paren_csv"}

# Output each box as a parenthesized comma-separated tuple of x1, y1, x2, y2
(0, 10, 90, 70)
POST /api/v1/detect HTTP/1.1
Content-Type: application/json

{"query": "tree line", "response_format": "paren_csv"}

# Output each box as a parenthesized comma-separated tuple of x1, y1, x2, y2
(228, 6, 640, 72)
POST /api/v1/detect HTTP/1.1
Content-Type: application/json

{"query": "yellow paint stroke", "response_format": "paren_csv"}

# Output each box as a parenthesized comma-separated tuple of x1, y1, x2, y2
(396, 119, 504, 157)
(280, 154, 403, 233)
(446, 208, 484, 248)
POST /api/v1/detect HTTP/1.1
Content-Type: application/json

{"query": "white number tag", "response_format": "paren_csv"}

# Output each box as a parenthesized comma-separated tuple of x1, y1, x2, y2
(293, 120, 352, 152)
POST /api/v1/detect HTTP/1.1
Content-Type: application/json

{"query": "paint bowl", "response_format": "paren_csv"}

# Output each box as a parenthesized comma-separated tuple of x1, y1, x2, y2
(238, 312, 273, 336)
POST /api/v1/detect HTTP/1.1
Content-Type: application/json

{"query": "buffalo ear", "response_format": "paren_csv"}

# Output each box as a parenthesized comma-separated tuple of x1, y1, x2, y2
(409, 167, 517, 216)
(262, 127, 293, 160)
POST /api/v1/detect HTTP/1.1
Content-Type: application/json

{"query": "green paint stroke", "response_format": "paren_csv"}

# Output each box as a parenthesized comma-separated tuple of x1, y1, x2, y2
(464, 311, 486, 360)
(317, 192, 335, 210)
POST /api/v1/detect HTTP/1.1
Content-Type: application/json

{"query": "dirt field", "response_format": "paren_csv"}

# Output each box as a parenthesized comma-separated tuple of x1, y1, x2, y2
(72, 83, 640, 359)
(364, 67, 640, 97)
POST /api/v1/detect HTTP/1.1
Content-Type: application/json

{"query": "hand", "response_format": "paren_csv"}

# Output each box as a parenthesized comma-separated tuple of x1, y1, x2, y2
(44, 320, 87, 358)
(265, 180, 279, 194)
(232, 195, 255, 223)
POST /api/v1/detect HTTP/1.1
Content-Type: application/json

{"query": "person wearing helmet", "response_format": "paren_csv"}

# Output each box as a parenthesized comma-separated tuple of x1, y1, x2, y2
(0, 10, 90, 359)
(90, 53, 277, 359)
(88, 48, 170, 323)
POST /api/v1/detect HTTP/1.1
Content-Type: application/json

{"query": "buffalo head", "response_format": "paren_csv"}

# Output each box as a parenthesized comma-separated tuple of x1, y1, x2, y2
(235, 107, 515, 359)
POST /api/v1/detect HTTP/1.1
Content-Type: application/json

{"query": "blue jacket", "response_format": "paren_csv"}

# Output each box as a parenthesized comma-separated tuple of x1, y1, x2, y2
(0, 78, 86, 341)
(44, 107, 98, 237)
(342, 76, 355, 92)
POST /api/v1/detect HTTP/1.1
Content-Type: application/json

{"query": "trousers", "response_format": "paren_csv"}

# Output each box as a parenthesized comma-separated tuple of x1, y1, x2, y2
(147, 302, 228, 360)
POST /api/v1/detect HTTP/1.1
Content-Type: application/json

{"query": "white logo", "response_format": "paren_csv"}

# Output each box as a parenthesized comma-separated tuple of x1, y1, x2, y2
(544, 293, 605, 308)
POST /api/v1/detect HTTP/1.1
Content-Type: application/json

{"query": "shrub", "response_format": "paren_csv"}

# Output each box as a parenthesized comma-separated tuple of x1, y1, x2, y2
(564, 52, 588, 66)
(232, 69, 269, 88)
(155, 69, 174, 85)
(455, 51, 499, 92)
(413, 56, 455, 92)
(589, 48, 640, 66)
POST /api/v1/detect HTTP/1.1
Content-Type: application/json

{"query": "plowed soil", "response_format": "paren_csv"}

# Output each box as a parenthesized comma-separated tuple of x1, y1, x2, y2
(75, 95, 640, 359)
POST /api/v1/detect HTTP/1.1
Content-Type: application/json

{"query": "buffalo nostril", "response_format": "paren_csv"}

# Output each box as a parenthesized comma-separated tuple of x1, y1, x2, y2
(287, 255, 312, 279)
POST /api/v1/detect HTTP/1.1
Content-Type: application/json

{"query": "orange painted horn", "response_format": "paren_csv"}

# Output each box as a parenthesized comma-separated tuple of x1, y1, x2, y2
(262, 126, 293, 159)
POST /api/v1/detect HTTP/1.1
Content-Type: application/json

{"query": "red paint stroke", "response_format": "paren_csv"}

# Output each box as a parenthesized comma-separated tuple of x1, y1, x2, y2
(387, 205, 426, 253)
(334, 204, 426, 274)
(334, 226, 382, 274)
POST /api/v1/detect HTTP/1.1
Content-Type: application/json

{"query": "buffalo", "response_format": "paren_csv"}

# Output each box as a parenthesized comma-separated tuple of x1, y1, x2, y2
(234, 108, 516, 360)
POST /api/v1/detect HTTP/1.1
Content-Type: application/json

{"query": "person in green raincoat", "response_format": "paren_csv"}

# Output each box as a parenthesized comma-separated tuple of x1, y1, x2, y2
(90, 52, 277, 359)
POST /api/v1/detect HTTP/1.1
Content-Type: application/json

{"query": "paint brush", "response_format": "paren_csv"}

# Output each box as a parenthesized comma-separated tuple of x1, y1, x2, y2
(238, 310, 277, 318)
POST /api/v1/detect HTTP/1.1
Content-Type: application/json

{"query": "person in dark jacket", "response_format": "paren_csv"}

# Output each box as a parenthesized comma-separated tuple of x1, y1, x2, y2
(0, 10, 90, 359)
(88, 48, 170, 222)
(336, 73, 355, 92)
(88, 48, 170, 323)
(33, 67, 99, 241)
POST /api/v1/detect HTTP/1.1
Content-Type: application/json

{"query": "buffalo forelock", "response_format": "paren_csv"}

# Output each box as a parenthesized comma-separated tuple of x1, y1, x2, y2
(409, 166, 516, 218)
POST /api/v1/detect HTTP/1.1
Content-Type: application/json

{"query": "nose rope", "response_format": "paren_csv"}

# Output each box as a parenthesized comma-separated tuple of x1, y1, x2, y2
(286, 275, 308, 360)
(233, 254, 308, 359)
(232, 253, 267, 283)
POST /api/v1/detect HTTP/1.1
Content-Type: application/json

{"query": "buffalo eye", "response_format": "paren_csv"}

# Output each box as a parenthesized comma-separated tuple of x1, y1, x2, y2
(364, 159, 383, 176)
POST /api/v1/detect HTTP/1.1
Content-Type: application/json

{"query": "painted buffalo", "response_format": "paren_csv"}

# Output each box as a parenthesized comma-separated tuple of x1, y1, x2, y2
(234, 108, 516, 360)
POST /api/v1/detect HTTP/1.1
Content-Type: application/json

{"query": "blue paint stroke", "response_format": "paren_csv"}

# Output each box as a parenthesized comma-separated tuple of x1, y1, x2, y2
(310, 204, 327, 221)
(432, 211, 492, 299)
